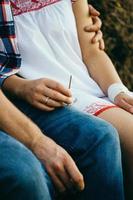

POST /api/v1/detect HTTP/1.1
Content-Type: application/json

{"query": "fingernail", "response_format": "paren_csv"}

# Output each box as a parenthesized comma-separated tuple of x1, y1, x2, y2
(79, 182, 85, 191)
(97, 11, 100, 15)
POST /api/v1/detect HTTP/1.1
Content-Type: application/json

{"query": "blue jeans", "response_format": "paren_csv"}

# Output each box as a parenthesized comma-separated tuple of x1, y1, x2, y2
(0, 98, 125, 200)
(0, 130, 53, 200)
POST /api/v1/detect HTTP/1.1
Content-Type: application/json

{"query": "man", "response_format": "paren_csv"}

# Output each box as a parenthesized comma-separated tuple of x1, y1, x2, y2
(0, 1, 124, 200)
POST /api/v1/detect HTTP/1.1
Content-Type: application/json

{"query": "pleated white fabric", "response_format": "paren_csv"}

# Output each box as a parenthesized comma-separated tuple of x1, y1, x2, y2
(12, 0, 115, 115)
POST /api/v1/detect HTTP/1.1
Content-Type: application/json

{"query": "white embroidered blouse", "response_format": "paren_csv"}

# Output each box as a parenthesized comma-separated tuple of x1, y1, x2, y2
(11, 0, 115, 115)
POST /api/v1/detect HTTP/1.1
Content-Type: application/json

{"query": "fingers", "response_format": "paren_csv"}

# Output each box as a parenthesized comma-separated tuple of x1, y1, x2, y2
(84, 12, 105, 50)
(91, 31, 105, 50)
(47, 168, 66, 193)
(91, 16, 102, 32)
(56, 166, 73, 190)
(44, 79, 72, 97)
(65, 156, 85, 191)
(115, 94, 133, 114)
(40, 96, 63, 107)
(43, 87, 72, 104)
(118, 99, 133, 113)
(84, 16, 102, 33)
(99, 38, 105, 50)
(122, 96, 133, 113)
(88, 4, 100, 16)
(92, 30, 103, 43)
(125, 96, 133, 107)
(26, 78, 73, 111)
(34, 101, 55, 111)
(36, 95, 66, 111)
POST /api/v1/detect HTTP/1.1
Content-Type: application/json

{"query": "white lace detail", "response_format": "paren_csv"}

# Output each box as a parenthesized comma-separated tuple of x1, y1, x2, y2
(83, 102, 116, 115)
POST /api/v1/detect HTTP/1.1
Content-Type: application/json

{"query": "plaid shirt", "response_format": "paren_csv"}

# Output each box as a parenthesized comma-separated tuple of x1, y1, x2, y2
(0, 0, 21, 87)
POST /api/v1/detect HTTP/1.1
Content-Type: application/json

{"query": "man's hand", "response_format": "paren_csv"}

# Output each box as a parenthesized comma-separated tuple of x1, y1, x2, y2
(114, 93, 133, 114)
(84, 4, 105, 50)
(0, 91, 84, 193)
(18, 78, 73, 111)
(32, 135, 85, 193)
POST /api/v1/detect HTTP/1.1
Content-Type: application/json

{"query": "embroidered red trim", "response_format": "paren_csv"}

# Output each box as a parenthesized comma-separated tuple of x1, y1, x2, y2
(94, 105, 118, 116)
(83, 102, 118, 116)
(11, 0, 61, 16)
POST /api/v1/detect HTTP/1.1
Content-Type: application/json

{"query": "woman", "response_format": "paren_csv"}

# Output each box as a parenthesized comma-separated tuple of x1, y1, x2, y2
(73, 1, 133, 199)
(2, 0, 133, 199)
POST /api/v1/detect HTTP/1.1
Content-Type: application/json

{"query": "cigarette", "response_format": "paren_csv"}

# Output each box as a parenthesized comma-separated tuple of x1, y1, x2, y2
(68, 75, 72, 89)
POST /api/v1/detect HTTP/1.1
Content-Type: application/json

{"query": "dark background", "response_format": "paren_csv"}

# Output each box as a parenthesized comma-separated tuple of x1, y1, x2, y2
(88, 0, 133, 90)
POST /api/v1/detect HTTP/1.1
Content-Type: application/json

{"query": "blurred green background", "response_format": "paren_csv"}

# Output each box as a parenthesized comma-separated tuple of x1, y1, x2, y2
(88, 0, 133, 90)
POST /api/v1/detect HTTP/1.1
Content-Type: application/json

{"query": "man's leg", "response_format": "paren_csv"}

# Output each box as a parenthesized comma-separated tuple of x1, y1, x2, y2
(12, 99, 125, 200)
(0, 131, 54, 200)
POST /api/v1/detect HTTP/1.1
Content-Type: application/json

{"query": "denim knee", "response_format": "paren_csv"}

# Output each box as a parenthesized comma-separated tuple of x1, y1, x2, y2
(95, 119, 120, 151)
(62, 113, 120, 159)
(95, 120, 122, 168)
(70, 119, 124, 200)
(78, 116, 121, 166)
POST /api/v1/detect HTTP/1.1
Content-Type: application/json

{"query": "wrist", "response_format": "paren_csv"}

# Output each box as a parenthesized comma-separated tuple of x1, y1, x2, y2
(3, 75, 28, 98)
(108, 83, 130, 103)
(30, 131, 44, 151)
(30, 133, 54, 157)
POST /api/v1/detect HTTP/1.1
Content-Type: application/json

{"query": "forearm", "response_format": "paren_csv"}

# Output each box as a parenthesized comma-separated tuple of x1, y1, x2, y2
(73, 0, 121, 95)
(0, 90, 43, 149)
(3, 75, 28, 98)
(84, 50, 122, 94)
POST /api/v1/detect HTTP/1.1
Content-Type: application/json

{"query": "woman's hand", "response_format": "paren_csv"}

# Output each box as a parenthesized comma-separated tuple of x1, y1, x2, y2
(21, 78, 72, 111)
(32, 135, 85, 193)
(84, 4, 105, 50)
(114, 93, 133, 114)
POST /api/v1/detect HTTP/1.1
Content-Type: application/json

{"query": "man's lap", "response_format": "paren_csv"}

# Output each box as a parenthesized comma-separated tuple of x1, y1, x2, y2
(11, 98, 118, 161)
(0, 98, 124, 199)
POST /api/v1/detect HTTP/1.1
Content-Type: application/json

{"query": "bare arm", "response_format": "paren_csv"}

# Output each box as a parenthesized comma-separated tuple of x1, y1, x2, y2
(72, 0, 121, 95)
(0, 90, 84, 192)
(0, 90, 42, 148)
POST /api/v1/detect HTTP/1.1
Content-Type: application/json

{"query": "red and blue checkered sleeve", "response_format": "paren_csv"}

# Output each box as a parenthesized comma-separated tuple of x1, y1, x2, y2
(0, 0, 21, 87)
